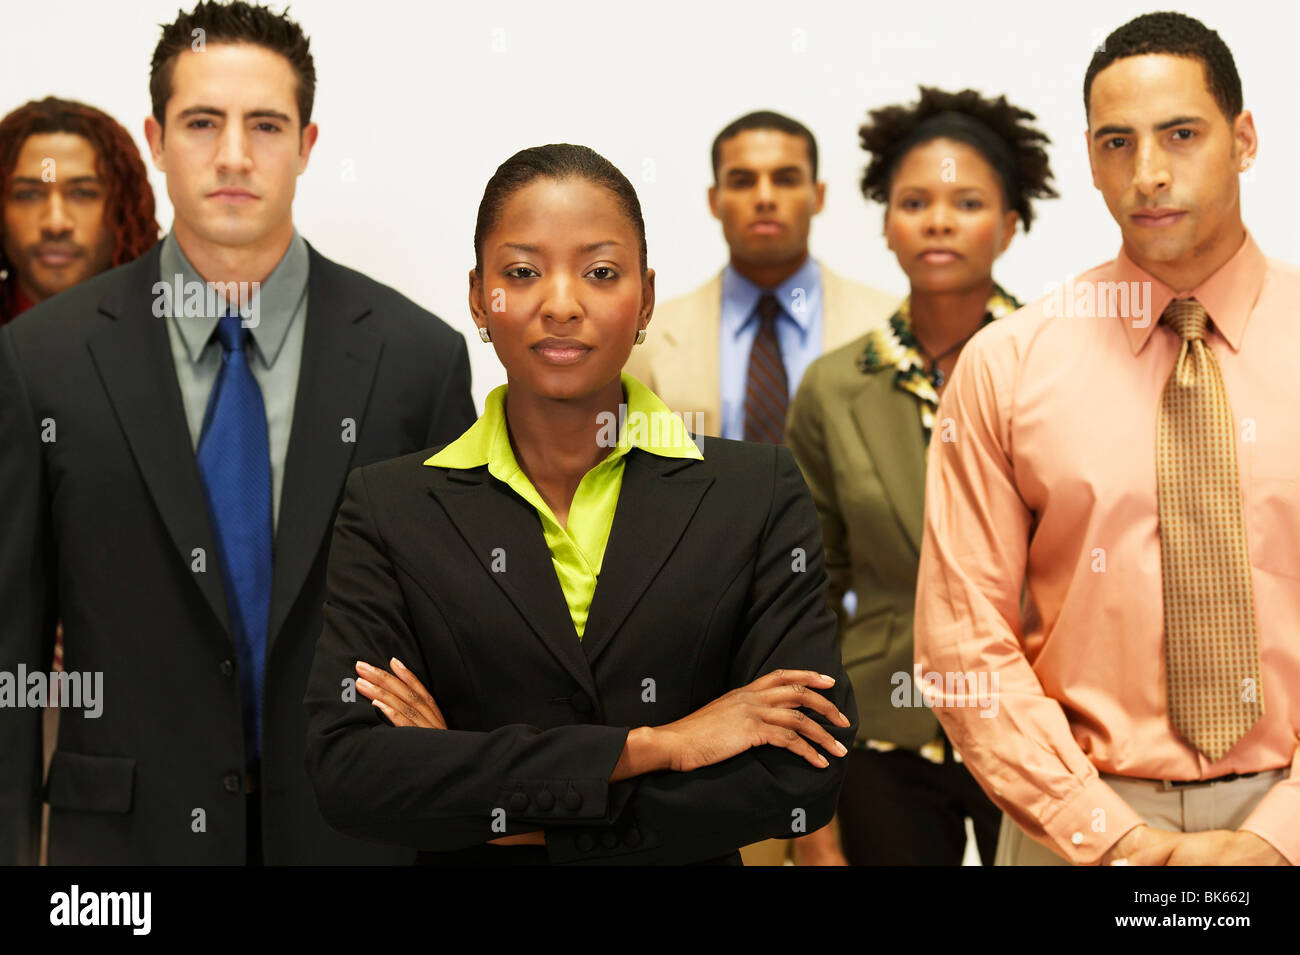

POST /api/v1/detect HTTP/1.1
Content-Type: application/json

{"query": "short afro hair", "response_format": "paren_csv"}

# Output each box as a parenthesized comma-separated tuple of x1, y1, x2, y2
(1084, 12, 1242, 123)
(858, 86, 1057, 232)
(711, 110, 818, 183)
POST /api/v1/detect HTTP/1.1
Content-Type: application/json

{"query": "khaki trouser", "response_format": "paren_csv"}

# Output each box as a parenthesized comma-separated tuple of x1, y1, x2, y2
(994, 769, 1286, 865)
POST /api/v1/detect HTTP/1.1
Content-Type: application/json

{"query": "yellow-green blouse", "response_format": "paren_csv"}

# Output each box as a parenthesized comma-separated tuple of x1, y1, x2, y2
(424, 372, 703, 639)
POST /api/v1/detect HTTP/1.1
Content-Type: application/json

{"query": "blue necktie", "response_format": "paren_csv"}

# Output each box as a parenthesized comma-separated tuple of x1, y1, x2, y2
(197, 313, 272, 760)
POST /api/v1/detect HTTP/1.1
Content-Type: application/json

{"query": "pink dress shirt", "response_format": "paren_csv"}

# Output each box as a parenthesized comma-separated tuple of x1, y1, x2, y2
(915, 231, 1300, 864)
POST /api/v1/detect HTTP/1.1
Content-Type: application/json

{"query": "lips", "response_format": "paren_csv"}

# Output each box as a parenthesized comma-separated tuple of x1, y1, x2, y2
(531, 338, 592, 365)
(34, 246, 82, 267)
(749, 220, 785, 235)
(918, 248, 961, 264)
(1131, 209, 1186, 228)
(209, 187, 258, 203)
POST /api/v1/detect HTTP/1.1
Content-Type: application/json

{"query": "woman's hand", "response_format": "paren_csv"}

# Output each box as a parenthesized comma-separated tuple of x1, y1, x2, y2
(651, 669, 851, 773)
(355, 658, 447, 729)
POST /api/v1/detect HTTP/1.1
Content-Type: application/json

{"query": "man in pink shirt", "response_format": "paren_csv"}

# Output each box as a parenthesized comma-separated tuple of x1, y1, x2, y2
(915, 11, 1296, 866)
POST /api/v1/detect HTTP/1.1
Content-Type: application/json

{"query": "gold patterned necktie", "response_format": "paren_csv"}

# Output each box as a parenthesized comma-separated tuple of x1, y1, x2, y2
(1156, 297, 1264, 762)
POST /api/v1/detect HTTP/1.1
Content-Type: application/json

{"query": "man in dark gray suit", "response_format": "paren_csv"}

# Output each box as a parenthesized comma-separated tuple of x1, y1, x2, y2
(0, 0, 475, 864)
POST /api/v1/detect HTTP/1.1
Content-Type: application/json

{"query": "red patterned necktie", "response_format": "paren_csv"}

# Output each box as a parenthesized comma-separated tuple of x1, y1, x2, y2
(743, 294, 788, 443)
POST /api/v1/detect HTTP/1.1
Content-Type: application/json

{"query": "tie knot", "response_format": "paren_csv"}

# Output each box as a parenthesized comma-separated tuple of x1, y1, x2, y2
(1161, 297, 1208, 342)
(214, 312, 250, 354)
(757, 294, 781, 324)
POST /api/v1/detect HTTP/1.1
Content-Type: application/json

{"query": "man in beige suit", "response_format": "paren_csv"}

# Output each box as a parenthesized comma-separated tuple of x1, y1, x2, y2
(628, 111, 895, 864)
(626, 110, 895, 447)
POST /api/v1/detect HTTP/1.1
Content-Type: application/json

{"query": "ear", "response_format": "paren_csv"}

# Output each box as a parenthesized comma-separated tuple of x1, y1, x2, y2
(882, 206, 895, 253)
(1234, 109, 1258, 171)
(707, 183, 720, 221)
(144, 116, 166, 172)
(467, 267, 489, 334)
(997, 209, 1020, 256)
(640, 267, 656, 330)
(297, 121, 320, 174)
(813, 179, 826, 214)
(1085, 127, 1100, 191)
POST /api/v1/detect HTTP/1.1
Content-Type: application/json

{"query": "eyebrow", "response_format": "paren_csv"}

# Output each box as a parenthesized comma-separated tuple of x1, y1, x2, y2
(1092, 115, 1206, 140)
(10, 175, 101, 185)
(501, 241, 625, 254)
(724, 165, 804, 177)
(176, 105, 294, 123)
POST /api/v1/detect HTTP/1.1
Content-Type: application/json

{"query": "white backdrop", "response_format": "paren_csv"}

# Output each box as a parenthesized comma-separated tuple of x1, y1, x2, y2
(6, 0, 1297, 410)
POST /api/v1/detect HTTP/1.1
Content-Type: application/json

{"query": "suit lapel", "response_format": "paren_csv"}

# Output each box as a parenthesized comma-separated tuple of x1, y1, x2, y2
(267, 245, 381, 650)
(821, 265, 848, 351)
(850, 371, 927, 554)
(428, 469, 596, 696)
(656, 274, 722, 436)
(88, 245, 231, 634)
(581, 451, 713, 664)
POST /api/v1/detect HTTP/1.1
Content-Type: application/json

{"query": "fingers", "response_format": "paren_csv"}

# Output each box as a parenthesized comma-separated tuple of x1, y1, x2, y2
(762, 707, 849, 762)
(760, 683, 851, 726)
(750, 668, 837, 693)
(355, 660, 442, 729)
(390, 657, 447, 728)
(757, 718, 833, 768)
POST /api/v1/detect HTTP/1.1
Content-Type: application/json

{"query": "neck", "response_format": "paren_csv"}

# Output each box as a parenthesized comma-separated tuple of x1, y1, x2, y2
(729, 250, 809, 290)
(908, 279, 995, 354)
(14, 273, 44, 307)
(1123, 223, 1247, 293)
(505, 375, 624, 485)
(172, 218, 295, 285)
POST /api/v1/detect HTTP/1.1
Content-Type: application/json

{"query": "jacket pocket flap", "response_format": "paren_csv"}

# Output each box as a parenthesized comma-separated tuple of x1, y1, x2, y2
(45, 751, 135, 813)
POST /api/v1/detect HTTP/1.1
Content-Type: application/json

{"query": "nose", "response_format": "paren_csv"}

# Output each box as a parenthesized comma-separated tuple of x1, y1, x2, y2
(215, 123, 254, 176)
(40, 191, 73, 236)
(1132, 139, 1171, 198)
(754, 175, 776, 210)
(922, 202, 954, 237)
(540, 272, 582, 324)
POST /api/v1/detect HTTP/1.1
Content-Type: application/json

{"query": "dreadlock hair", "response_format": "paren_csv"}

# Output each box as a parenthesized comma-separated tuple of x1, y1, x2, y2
(0, 97, 159, 318)
(1085, 12, 1242, 124)
(151, 1, 316, 129)
(474, 144, 648, 275)
(858, 86, 1058, 232)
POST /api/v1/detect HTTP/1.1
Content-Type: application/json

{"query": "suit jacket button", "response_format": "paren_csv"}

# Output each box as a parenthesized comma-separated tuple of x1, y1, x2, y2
(220, 659, 234, 677)
(570, 690, 593, 713)
(623, 826, 642, 848)
(508, 791, 529, 812)
(600, 830, 619, 849)
(563, 790, 583, 811)
(223, 773, 241, 794)
(576, 833, 595, 852)
(535, 790, 555, 811)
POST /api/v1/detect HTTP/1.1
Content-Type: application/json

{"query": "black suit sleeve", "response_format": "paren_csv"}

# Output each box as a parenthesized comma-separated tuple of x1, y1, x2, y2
(425, 333, 476, 447)
(0, 328, 59, 865)
(544, 445, 859, 864)
(305, 467, 633, 854)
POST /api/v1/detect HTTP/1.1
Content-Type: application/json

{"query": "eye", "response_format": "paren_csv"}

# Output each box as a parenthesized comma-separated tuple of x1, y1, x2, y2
(187, 119, 215, 129)
(586, 266, 618, 281)
(70, 188, 101, 200)
(959, 198, 984, 210)
(13, 188, 41, 201)
(1104, 136, 1128, 150)
(255, 122, 280, 133)
(898, 197, 924, 211)
(505, 266, 537, 279)
(1171, 128, 1195, 142)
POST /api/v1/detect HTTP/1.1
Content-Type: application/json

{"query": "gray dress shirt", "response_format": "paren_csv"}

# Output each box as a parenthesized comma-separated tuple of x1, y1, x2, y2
(160, 230, 309, 533)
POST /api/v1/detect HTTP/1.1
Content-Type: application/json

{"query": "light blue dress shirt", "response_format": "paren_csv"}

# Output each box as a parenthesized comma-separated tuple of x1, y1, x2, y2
(718, 256, 823, 441)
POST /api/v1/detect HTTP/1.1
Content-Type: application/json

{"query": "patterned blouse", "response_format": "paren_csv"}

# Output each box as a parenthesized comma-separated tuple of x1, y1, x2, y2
(856, 283, 1021, 441)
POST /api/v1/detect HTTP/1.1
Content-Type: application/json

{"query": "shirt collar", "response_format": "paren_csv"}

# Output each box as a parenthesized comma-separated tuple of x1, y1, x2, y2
(160, 228, 309, 368)
(425, 371, 704, 476)
(721, 255, 821, 340)
(1117, 229, 1264, 355)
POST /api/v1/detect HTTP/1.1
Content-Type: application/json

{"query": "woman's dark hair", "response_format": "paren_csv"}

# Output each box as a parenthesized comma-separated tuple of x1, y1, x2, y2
(473, 143, 647, 274)
(858, 87, 1058, 232)
(1085, 12, 1241, 124)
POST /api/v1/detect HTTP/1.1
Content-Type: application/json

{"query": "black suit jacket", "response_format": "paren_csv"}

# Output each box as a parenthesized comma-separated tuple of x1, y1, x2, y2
(0, 240, 475, 864)
(304, 437, 859, 864)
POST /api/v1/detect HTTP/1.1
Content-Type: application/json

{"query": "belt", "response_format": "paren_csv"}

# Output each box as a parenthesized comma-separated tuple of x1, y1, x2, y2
(1123, 770, 1261, 791)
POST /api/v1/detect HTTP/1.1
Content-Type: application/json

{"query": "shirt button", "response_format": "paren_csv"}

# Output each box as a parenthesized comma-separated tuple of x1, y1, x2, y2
(223, 773, 241, 794)
(1071, 832, 1084, 846)
(535, 790, 555, 812)
(220, 659, 234, 677)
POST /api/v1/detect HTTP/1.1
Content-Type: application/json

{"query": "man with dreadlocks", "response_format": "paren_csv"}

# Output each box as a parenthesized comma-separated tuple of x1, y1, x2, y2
(0, 97, 158, 324)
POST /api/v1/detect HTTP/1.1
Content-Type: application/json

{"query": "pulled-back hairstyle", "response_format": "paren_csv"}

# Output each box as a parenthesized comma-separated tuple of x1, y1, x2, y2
(859, 86, 1057, 232)
(474, 144, 648, 274)
(1084, 12, 1241, 123)
(0, 97, 159, 319)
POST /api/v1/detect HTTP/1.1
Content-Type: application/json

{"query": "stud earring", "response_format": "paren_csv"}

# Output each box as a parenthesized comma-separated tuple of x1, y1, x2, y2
(635, 328, 647, 345)
(478, 327, 491, 343)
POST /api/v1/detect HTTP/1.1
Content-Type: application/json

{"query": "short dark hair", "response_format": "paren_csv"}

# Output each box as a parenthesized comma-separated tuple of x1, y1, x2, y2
(150, 1, 316, 129)
(858, 87, 1057, 232)
(474, 144, 648, 275)
(711, 110, 818, 182)
(1084, 12, 1242, 123)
